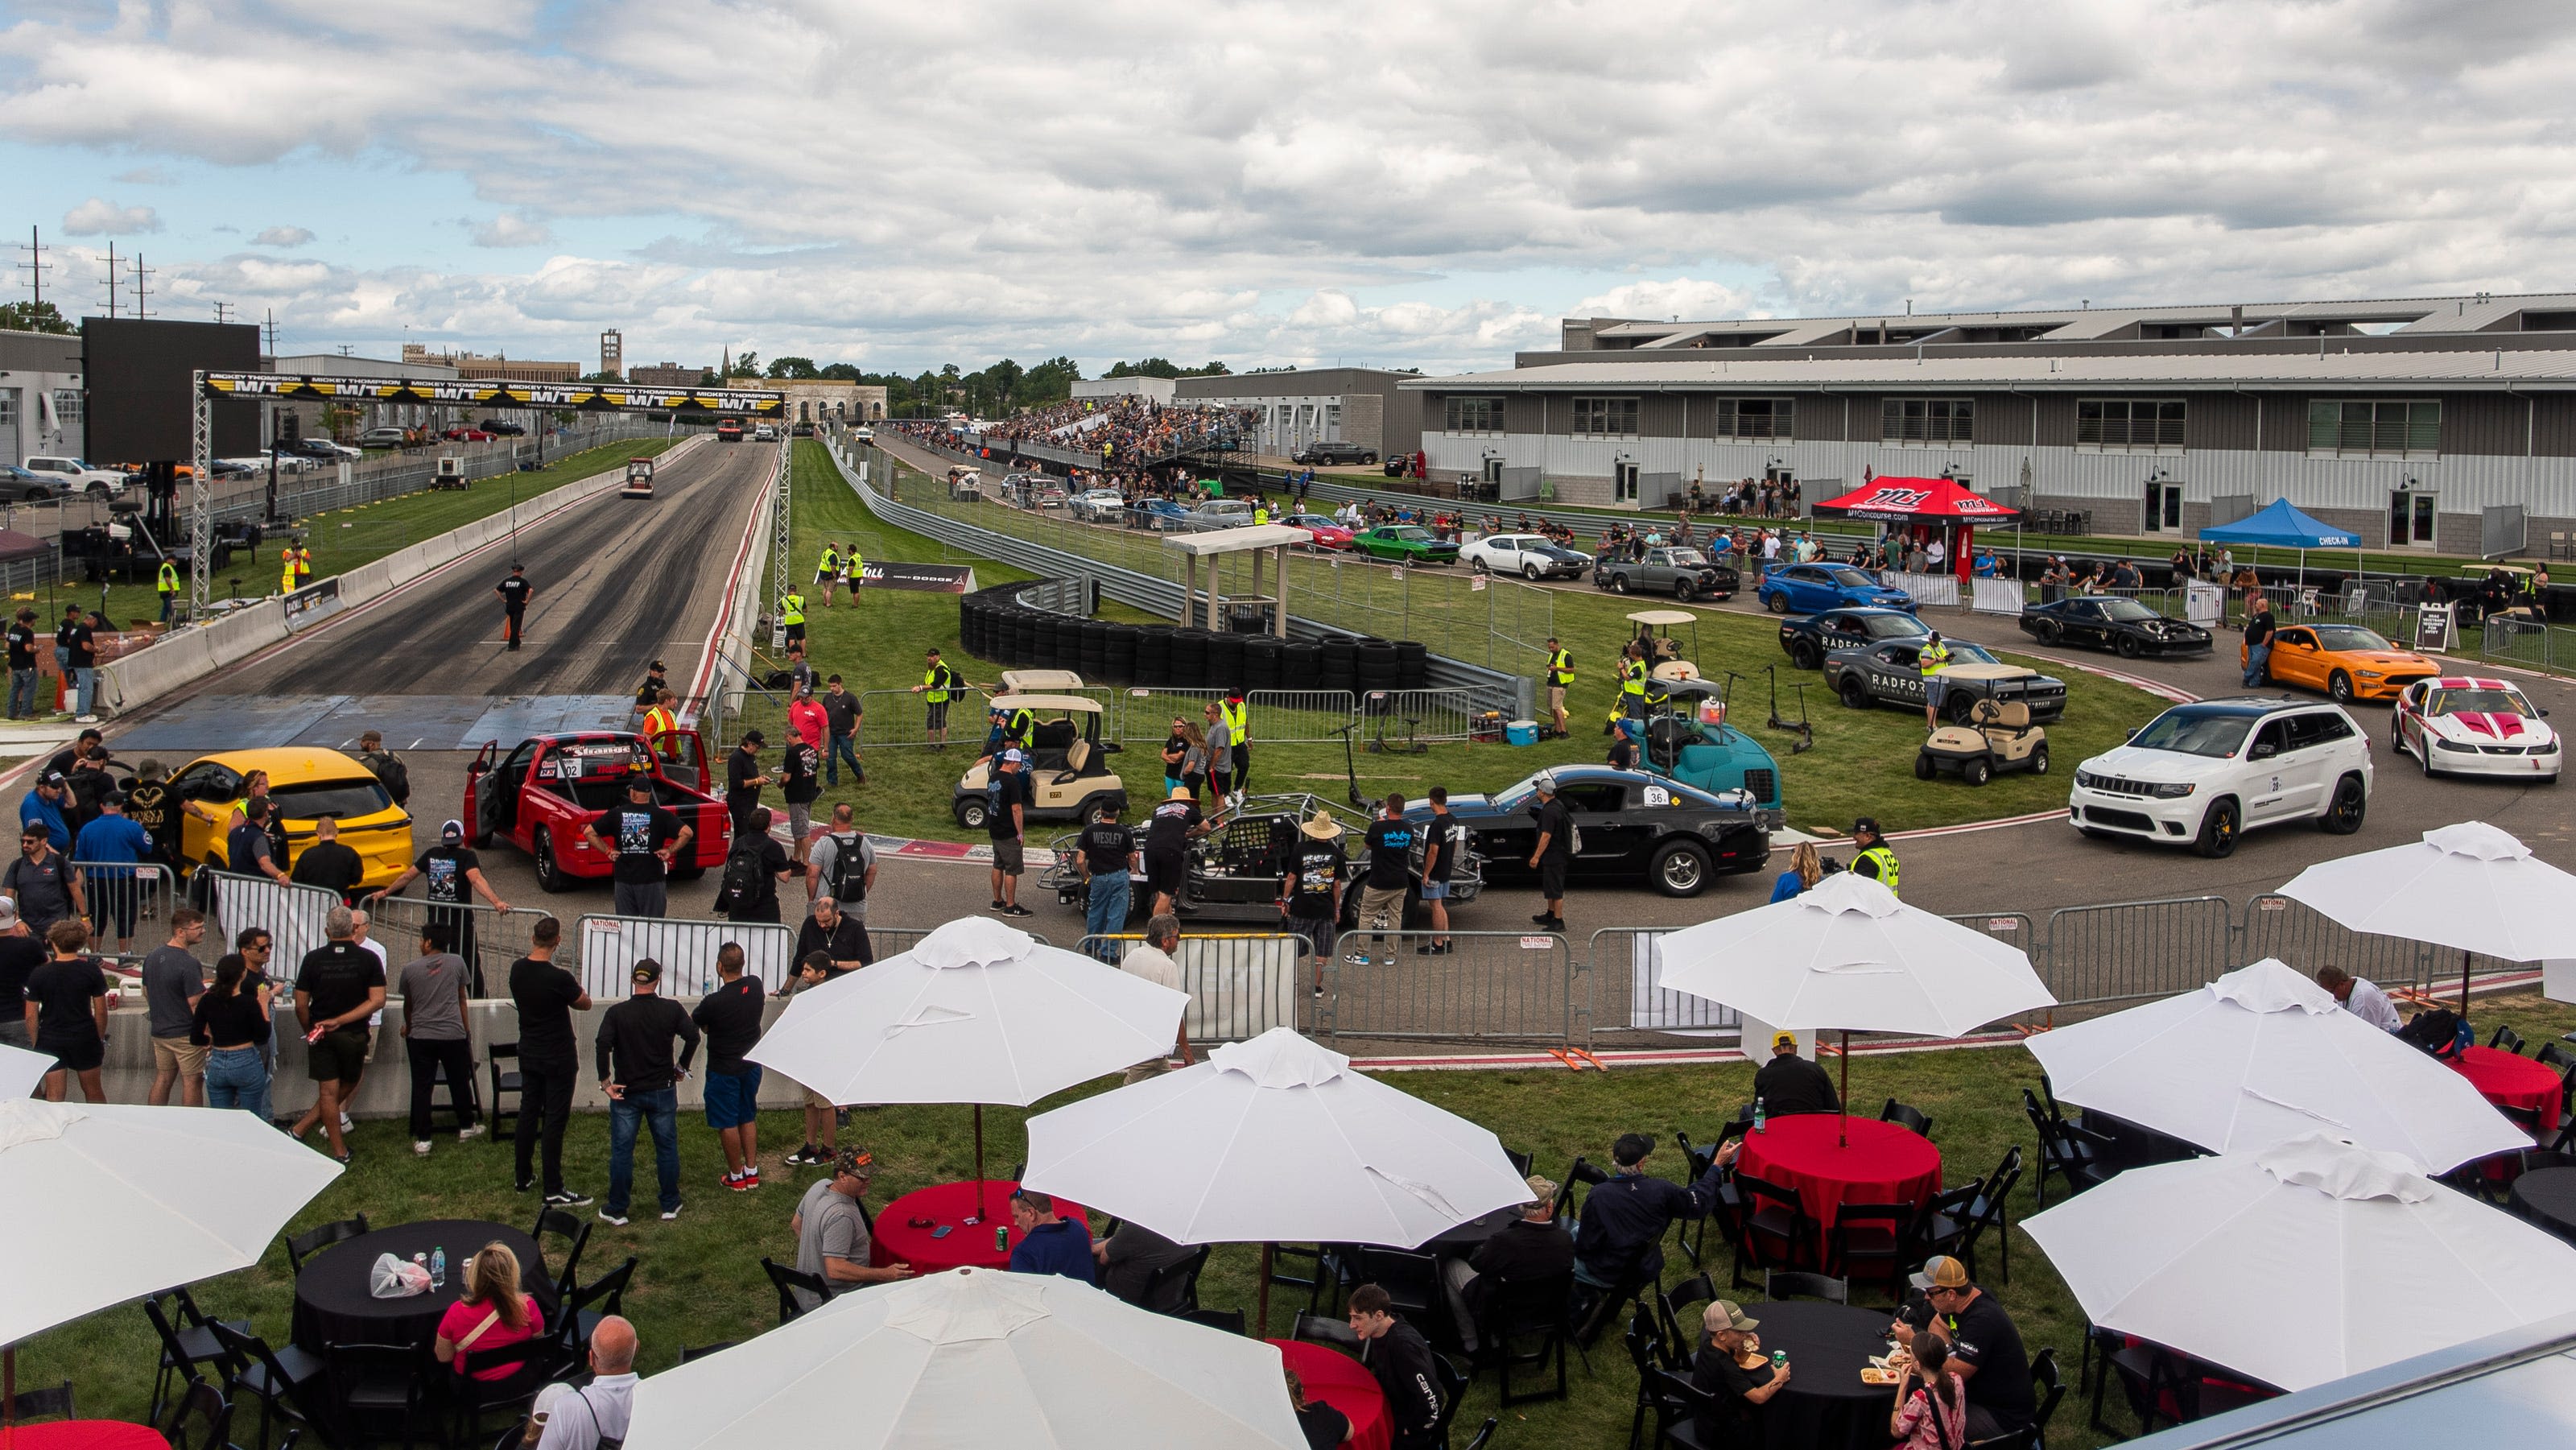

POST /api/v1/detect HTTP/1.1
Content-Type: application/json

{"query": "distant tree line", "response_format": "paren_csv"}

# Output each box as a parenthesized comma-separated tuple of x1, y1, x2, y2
(719, 350, 1230, 417)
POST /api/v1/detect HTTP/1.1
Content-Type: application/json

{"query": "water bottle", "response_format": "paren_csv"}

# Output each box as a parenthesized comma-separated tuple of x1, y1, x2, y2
(1753, 1096, 1768, 1134)
(431, 1246, 446, 1290)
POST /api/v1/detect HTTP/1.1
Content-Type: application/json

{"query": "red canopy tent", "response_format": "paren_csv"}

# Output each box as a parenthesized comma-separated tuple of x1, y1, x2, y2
(1814, 476, 2018, 581)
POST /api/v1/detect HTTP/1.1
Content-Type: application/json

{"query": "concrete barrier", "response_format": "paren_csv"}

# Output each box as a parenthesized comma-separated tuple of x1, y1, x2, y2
(98, 436, 708, 719)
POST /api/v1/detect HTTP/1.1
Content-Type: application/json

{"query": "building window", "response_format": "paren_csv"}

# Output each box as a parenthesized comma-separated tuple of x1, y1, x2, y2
(2077, 399, 2185, 452)
(1881, 397, 1974, 445)
(1325, 403, 1341, 437)
(1572, 397, 1639, 438)
(1711, 397, 1794, 442)
(0, 393, 14, 427)
(2307, 399, 2439, 459)
(52, 390, 81, 426)
(1444, 395, 1505, 434)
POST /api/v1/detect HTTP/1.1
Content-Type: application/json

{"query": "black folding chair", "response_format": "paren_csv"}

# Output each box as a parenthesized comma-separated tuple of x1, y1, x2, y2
(486, 1043, 523, 1133)
(1735, 1175, 1815, 1286)
(762, 1256, 832, 1324)
(1763, 1269, 1849, 1304)
(1292, 1312, 1360, 1352)
(1182, 1307, 1246, 1336)
(555, 1255, 638, 1359)
(283, 1215, 371, 1274)
(528, 1208, 592, 1307)
(1, 1382, 75, 1422)
(325, 1341, 431, 1450)
(1827, 1202, 1914, 1304)
(442, 1333, 563, 1450)
(1474, 1270, 1572, 1407)
(1348, 1246, 1448, 1349)
(2491, 1024, 2528, 1055)
(2025, 1089, 2110, 1204)
(1880, 1098, 1935, 1138)
(161, 1379, 235, 1450)
(678, 1342, 739, 1363)
(1427, 1352, 1471, 1449)
(1143, 1245, 1213, 1317)
(1624, 1307, 1679, 1450)
(142, 1287, 250, 1426)
(1654, 1272, 1717, 1371)
(208, 1320, 328, 1450)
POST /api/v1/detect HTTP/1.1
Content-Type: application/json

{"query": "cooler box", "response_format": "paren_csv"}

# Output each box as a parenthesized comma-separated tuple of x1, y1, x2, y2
(1505, 720, 1538, 746)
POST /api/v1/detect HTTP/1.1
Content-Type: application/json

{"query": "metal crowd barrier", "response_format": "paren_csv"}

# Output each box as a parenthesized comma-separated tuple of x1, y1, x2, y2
(366, 894, 552, 997)
(852, 687, 997, 750)
(864, 923, 1051, 964)
(1587, 927, 1740, 1039)
(575, 914, 796, 998)
(1077, 932, 1313, 1042)
(200, 869, 341, 966)
(2037, 896, 2235, 1013)
(1319, 928, 1579, 1044)
(68, 861, 179, 956)
(1359, 688, 1483, 746)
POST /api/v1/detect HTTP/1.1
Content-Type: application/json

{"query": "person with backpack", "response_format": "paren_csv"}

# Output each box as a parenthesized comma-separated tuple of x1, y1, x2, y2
(357, 730, 411, 808)
(807, 803, 875, 925)
(716, 807, 792, 924)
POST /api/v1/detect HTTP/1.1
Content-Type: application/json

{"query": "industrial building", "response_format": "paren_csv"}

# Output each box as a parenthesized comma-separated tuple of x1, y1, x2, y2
(1405, 291, 2576, 556)
(0, 328, 86, 467)
(1176, 368, 1423, 461)
(398, 343, 580, 383)
(1071, 376, 1176, 406)
(628, 361, 714, 388)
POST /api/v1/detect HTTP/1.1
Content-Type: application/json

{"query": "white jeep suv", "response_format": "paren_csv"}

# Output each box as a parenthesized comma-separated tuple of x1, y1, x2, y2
(2070, 696, 2372, 858)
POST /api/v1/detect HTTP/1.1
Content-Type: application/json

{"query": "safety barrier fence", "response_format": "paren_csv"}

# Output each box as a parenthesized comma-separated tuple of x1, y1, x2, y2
(200, 870, 341, 967)
(1317, 929, 1583, 1044)
(365, 894, 549, 995)
(1076, 932, 1315, 1042)
(846, 684, 1488, 751)
(64, 861, 180, 958)
(575, 914, 798, 998)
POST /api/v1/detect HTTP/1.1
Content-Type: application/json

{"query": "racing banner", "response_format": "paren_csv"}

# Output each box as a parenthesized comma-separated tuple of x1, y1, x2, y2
(280, 576, 343, 632)
(857, 562, 978, 594)
(199, 370, 787, 417)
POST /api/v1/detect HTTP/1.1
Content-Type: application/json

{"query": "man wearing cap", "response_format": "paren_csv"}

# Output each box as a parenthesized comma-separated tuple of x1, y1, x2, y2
(4, 606, 39, 720)
(1281, 812, 1348, 998)
(1526, 774, 1572, 932)
(495, 562, 533, 651)
(724, 733, 772, 841)
(1692, 1299, 1790, 1444)
(1849, 817, 1900, 897)
(1439, 1175, 1572, 1353)
(1911, 1255, 2035, 1440)
(373, 820, 510, 993)
(74, 791, 155, 952)
(911, 648, 960, 748)
(582, 775, 689, 919)
(1752, 1030, 1840, 1117)
(5, 818, 81, 935)
(791, 1146, 909, 1309)
(1571, 1131, 1737, 1296)
(1919, 630, 1954, 729)
(986, 749, 1033, 917)
(1007, 1190, 1097, 1284)
(1073, 798, 1139, 956)
(1141, 785, 1223, 919)
(820, 675, 863, 786)
(631, 661, 669, 718)
(593, 958, 700, 1225)
(18, 772, 71, 854)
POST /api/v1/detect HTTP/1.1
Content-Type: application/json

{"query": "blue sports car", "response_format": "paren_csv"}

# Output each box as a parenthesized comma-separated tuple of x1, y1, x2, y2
(1757, 562, 1917, 615)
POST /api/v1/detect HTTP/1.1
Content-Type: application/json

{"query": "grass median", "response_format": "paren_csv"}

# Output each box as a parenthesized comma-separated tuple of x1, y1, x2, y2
(745, 441, 2169, 846)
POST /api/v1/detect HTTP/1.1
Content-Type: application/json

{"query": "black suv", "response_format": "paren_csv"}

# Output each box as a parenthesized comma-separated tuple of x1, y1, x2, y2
(1291, 440, 1378, 466)
(480, 419, 529, 436)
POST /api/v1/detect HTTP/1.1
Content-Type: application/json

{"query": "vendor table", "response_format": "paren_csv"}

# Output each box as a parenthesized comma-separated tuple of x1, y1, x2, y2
(1271, 1339, 1390, 1450)
(869, 1179, 1091, 1276)
(293, 1218, 554, 1354)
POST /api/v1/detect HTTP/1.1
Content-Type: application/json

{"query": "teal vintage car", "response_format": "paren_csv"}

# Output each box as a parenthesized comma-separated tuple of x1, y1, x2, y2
(1352, 524, 1459, 564)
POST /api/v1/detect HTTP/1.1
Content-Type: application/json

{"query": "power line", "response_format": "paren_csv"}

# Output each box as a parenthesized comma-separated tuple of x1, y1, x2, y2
(18, 227, 47, 308)
(130, 253, 153, 320)
(212, 301, 233, 324)
(101, 241, 119, 319)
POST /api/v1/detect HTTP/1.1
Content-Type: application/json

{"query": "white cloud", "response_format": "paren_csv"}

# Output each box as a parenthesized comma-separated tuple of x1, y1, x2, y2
(112, 166, 174, 184)
(252, 226, 314, 248)
(468, 214, 554, 249)
(62, 198, 159, 236)
(1569, 279, 1769, 324)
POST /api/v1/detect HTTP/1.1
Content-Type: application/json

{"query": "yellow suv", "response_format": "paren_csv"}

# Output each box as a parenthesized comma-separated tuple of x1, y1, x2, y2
(171, 747, 415, 888)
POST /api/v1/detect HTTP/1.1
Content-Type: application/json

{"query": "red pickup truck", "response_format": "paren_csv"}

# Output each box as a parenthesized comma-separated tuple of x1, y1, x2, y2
(464, 731, 733, 892)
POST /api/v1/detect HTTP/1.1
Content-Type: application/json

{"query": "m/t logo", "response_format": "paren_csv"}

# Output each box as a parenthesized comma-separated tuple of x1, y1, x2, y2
(1865, 488, 1930, 510)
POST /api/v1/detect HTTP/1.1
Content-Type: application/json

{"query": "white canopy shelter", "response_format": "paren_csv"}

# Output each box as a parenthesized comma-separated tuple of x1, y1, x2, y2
(2277, 821, 2576, 1011)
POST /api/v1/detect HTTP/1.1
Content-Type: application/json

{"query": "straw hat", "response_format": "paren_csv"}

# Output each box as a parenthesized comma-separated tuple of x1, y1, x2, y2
(1298, 812, 1343, 841)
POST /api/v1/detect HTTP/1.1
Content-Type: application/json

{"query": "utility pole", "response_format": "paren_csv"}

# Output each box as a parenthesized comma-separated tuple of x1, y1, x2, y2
(212, 301, 233, 324)
(18, 227, 46, 308)
(131, 254, 152, 319)
(101, 241, 118, 319)
(263, 309, 279, 357)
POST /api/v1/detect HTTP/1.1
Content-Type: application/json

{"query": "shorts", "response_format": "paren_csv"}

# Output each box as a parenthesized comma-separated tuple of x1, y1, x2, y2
(784, 622, 806, 644)
(806, 1084, 836, 1112)
(1539, 857, 1568, 899)
(926, 701, 951, 730)
(1144, 850, 1185, 900)
(152, 1034, 208, 1077)
(1288, 913, 1338, 960)
(39, 1035, 103, 1074)
(814, 569, 835, 585)
(704, 1066, 763, 1130)
(308, 1026, 369, 1084)
(1547, 684, 1567, 713)
(1183, 771, 1205, 795)
(991, 837, 1025, 874)
(1418, 880, 1450, 900)
(1924, 677, 1951, 710)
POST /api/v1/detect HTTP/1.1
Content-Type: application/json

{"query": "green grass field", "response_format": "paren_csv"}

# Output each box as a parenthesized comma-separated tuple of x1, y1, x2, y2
(24, 989, 2574, 1448)
(736, 441, 2169, 845)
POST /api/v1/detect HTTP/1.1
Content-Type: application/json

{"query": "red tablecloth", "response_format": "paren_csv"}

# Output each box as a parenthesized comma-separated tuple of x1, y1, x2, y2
(0, 1423, 169, 1450)
(869, 1179, 1091, 1275)
(2451, 1046, 2563, 1133)
(1734, 1113, 1942, 1247)
(1272, 1339, 1389, 1450)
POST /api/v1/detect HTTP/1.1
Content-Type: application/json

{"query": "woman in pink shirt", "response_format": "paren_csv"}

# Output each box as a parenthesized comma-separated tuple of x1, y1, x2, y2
(434, 1242, 547, 1382)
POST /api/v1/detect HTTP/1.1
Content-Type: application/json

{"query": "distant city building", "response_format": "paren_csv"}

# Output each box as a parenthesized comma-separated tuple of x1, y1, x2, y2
(729, 378, 886, 424)
(400, 343, 580, 384)
(627, 361, 717, 388)
(600, 328, 623, 380)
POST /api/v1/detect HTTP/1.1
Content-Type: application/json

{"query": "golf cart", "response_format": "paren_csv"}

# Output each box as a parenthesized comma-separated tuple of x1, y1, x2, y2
(1628, 609, 1705, 684)
(997, 670, 1087, 693)
(1636, 677, 1786, 812)
(952, 694, 1127, 828)
(1917, 696, 2050, 786)
(619, 456, 654, 499)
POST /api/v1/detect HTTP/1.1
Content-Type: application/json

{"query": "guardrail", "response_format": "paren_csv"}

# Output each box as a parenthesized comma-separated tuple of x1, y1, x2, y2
(364, 894, 547, 997)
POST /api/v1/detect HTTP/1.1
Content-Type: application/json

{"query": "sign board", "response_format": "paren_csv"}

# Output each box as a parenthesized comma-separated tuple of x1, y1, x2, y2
(1469, 574, 1486, 593)
(279, 577, 343, 632)
(857, 562, 979, 594)
(2416, 601, 2456, 653)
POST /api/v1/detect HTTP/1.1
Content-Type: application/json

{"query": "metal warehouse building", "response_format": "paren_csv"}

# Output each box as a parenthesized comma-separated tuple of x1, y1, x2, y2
(1404, 292, 2576, 557)
(1177, 367, 1424, 461)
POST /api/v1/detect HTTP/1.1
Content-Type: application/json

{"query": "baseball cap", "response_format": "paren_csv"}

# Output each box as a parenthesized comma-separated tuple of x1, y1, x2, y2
(1001, 748, 1025, 766)
(741, 729, 766, 746)
(1770, 1030, 1798, 1051)
(630, 960, 663, 985)
(625, 775, 653, 793)
(440, 819, 464, 843)
(834, 1146, 875, 1178)
(1612, 1132, 1654, 1167)
(0, 900, 18, 927)
(1911, 1255, 1971, 1292)
(1852, 816, 1881, 837)
(649, 659, 667, 671)
(40, 771, 64, 787)
(1712, 1299, 1760, 1332)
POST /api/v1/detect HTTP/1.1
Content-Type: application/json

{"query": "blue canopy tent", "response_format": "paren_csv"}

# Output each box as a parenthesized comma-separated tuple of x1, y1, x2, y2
(2198, 498, 2365, 597)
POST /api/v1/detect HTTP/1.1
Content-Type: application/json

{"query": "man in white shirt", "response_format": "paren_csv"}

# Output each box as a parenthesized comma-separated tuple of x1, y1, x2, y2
(1117, 914, 1191, 1083)
(530, 1316, 637, 1450)
(2317, 965, 2402, 1031)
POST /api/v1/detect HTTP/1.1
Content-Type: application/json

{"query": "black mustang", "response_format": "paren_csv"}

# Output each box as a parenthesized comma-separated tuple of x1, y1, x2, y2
(2019, 595, 2214, 658)
(1406, 766, 1774, 899)
(1776, 607, 1932, 671)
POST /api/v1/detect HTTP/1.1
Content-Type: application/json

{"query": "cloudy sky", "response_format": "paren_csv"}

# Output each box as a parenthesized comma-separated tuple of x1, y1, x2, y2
(0, 0, 2566, 378)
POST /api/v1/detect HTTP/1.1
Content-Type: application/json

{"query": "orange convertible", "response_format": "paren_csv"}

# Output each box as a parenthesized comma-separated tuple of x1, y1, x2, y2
(2242, 622, 2440, 704)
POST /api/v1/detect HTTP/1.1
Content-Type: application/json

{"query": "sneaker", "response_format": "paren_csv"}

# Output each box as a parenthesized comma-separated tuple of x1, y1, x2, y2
(1004, 904, 1034, 917)
(546, 1189, 594, 1208)
(340, 1112, 353, 1133)
(597, 1209, 630, 1226)
(516, 1179, 535, 1193)
(457, 1124, 486, 1142)
(1428, 942, 1454, 955)
(73, 714, 98, 725)
(1531, 911, 1555, 924)
(1343, 950, 1371, 965)
(990, 899, 1004, 909)
(413, 1140, 431, 1156)
(1313, 985, 1324, 999)
(741, 1167, 761, 1188)
(782, 1145, 822, 1167)
(661, 1203, 683, 1222)
(836, 1107, 851, 1128)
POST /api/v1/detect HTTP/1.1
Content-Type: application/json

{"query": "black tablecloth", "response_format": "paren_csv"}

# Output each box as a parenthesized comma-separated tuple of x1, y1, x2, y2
(1419, 1205, 1520, 1257)
(2079, 1109, 2205, 1172)
(292, 1220, 556, 1354)
(2512, 1167, 2576, 1244)
(1752, 1301, 1897, 1450)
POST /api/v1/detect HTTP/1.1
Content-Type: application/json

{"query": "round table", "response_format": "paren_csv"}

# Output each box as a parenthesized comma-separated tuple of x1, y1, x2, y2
(1750, 1300, 1901, 1450)
(1271, 1339, 1390, 1450)
(1734, 1114, 1942, 1250)
(2450, 1046, 2563, 1133)
(0, 1425, 168, 1450)
(1418, 1204, 1518, 1257)
(292, 1219, 556, 1354)
(869, 1180, 1092, 1276)
(2511, 1166, 2576, 1246)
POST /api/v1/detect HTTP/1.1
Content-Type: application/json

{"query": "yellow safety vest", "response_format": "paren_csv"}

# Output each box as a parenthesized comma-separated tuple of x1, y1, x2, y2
(642, 704, 678, 756)
(844, 549, 864, 586)
(1919, 642, 1952, 680)
(1004, 706, 1034, 742)
(280, 562, 296, 594)
(295, 547, 311, 576)
(1220, 696, 1248, 742)
(1856, 845, 1901, 897)
(923, 663, 954, 703)
(156, 560, 178, 596)
(779, 592, 805, 626)
(1546, 648, 1574, 686)
(817, 546, 839, 577)
(1619, 657, 1648, 697)
(1253, 505, 1269, 526)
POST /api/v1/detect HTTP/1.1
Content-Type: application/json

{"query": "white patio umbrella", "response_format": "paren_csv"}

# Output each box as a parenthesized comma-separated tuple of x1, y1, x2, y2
(1656, 871, 2055, 1141)
(0, 1097, 343, 1402)
(0, 1043, 49, 1099)
(2022, 1133, 2576, 1392)
(625, 1267, 1305, 1450)
(2277, 821, 2576, 1012)
(1022, 1027, 1535, 1329)
(2024, 959, 2529, 1173)
(749, 916, 1186, 1217)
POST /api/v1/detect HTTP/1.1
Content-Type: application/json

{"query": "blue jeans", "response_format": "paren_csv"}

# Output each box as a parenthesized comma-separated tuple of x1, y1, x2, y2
(7, 668, 34, 720)
(72, 667, 93, 717)
(1084, 870, 1131, 956)
(2243, 642, 2271, 688)
(204, 1046, 271, 1123)
(606, 1085, 681, 1217)
(827, 731, 861, 785)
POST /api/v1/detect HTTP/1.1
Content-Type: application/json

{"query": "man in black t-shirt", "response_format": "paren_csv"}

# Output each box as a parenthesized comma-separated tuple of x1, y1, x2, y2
(582, 775, 690, 919)
(62, 609, 97, 722)
(719, 807, 791, 923)
(2242, 592, 2277, 688)
(1074, 804, 1139, 959)
(795, 896, 873, 971)
(1281, 813, 1347, 997)
(510, 915, 593, 1204)
(691, 942, 768, 1191)
(0, 900, 43, 1048)
(779, 734, 822, 862)
(985, 751, 1033, 917)
(291, 906, 387, 1162)
(494, 563, 533, 650)
(370, 820, 511, 993)
(1527, 775, 1572, 932)
(288, 816, 366, 903)
(1913, 1255, 2035, 1440)
(1141, 786, 1222, 917)
(1351, 795, 1417, 966)
(724, 733, 771, 840)
(1418, 787, 1467, 955)
(632, 660, 668, 717)
(820, 675, 864, 786)
(5, 606, 39, 721)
